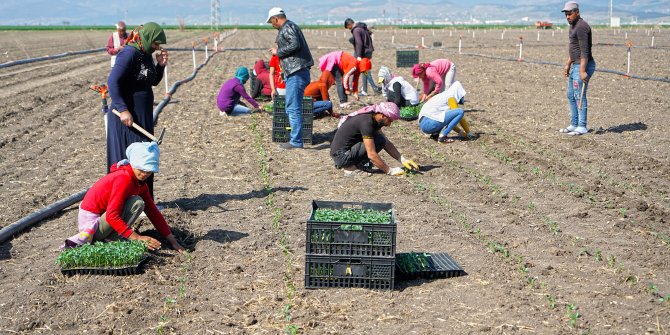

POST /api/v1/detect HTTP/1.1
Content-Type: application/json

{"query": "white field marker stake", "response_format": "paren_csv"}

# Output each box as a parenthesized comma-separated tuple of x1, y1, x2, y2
(537, 30, 540, 41)
(552, 30, 555, 37)
(501, 30, 505, 40)
(458, 35, 462, 54)
(205, 43, 209, 61)
(472, 30, 475, 38)
(651, 34, 655, 48)
(164, 63, 169, 95)
(191, 42, 197, 69)
(450, 30, 453, 37)
(625, 32, 628, 39)
(627, 45, 631, 75)
(421, 36, 425, 47)
(392, 35, 395, 44)
(518, 36, 523, 61)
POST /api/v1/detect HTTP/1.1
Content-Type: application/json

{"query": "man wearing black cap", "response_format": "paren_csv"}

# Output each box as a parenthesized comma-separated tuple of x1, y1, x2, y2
(560, 1, 596, 136)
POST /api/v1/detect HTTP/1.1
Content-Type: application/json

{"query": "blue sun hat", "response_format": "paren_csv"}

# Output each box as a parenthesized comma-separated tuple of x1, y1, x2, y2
(126, 141, 160, 173)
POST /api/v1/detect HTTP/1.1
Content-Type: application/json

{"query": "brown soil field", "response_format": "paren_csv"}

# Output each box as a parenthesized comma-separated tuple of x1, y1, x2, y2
(0, 27, 669, 334)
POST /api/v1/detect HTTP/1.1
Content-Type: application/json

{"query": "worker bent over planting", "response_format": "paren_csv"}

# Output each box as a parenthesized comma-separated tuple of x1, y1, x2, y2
(62, 142, 184, 253)
(330, 102, 419, 177)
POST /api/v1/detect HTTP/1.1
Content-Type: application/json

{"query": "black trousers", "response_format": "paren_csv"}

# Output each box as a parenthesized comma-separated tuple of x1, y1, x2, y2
(331, 134, 386, 168)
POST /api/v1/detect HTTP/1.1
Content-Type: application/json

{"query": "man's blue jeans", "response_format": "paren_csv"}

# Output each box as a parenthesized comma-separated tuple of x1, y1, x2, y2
(419, 108, 465, 137)
(284, 69, 311, 147)
(567, 60, 596, 128)
(313, 100, 333, 114)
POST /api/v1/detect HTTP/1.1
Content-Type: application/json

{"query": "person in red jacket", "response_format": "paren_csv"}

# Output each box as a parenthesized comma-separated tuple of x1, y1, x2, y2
(63, 142, 184, 252)
(250, 59, 272, 100)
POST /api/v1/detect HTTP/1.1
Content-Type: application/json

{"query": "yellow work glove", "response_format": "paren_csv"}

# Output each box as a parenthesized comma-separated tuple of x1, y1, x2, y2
(387, 167, 406, 176)
(400, 156, 420, 171)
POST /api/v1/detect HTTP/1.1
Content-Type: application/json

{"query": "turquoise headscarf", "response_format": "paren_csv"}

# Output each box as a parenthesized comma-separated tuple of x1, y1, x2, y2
(126, 142, 160, 173)
(235, 66, 250, 84)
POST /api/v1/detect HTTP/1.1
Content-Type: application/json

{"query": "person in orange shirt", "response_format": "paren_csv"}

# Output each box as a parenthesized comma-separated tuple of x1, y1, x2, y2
(304, 71, 337, 117)
(318, 50, 369, 108)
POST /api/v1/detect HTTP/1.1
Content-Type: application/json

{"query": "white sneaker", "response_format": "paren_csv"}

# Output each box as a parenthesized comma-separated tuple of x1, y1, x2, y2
(339, 102, 351, 108)
(574, 126, 588, 134)
(359, 91, 369, 96)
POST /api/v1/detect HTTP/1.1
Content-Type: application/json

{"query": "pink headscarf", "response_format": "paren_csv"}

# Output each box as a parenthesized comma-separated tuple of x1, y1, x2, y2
(337, 102, 400, 128)
(411, 63, 431, 78)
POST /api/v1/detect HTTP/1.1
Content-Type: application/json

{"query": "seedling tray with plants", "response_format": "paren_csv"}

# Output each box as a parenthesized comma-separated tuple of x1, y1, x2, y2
(307, 200, 396, 257)
(56, 240, 149, 276)
(304, 254, 395, 290)
(395, 252, 466, 279)
(399, 103, 423, 121)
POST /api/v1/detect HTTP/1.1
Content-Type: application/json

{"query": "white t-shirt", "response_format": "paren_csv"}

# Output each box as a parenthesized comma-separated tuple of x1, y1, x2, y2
(418, 81, 467, 122)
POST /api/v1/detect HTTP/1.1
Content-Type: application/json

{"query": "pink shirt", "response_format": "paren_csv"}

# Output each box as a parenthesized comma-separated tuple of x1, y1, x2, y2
(423, 59, 453, 94)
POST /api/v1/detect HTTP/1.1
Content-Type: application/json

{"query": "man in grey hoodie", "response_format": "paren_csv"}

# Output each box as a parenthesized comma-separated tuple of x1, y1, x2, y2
(345, 18, 380, 96)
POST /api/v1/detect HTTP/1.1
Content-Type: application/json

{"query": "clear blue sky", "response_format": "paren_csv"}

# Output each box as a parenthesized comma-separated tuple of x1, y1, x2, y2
(1, 0, 668, 25)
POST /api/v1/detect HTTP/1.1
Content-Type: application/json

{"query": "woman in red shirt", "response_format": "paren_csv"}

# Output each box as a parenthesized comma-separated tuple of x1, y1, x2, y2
(63, 142, 184, 252)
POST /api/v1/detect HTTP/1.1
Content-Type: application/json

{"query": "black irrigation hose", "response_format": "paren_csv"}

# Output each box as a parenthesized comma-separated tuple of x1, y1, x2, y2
(460, 51, 670, 83)
(0, 31, 236, 244)
(0, 47, 105, 69)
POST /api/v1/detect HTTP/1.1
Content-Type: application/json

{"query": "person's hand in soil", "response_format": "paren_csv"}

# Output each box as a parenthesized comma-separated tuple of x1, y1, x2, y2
(120, 110, 133, 127)
(166, 234, 185, 253)
(129, 232, 161, 250)
(156, 49, 169, 67)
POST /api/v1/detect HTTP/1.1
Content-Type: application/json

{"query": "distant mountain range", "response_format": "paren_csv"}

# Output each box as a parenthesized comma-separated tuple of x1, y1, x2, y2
(1, 0, 668, 26)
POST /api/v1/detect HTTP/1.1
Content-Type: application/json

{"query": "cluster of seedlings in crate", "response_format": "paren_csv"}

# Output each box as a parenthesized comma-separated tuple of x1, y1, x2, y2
(399, 103, 423, 120)
(314, 208, 392, 224)
(56, 240, 147, 269)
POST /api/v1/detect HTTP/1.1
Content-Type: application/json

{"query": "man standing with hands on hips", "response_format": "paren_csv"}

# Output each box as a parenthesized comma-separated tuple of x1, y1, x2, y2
(267, 7, 314, 150)
(559, 1, 596, 136)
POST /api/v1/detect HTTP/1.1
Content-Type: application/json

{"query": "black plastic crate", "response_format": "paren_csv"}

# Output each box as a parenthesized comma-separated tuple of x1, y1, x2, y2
(305, 255, 395, 290)
(60, 255, 150, 276)
(272, 96, 314, 143)
(307, 200, 396, 257)
(395, 252, 465, 279)
(396, 50, 419, 68)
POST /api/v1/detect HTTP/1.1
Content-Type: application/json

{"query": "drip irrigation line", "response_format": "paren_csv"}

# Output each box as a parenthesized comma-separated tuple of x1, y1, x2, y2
(0, 47, 105, 69)
(0, 32, 233, 69)
(460, 51, 670, 83)
(0, 31, 236, 244)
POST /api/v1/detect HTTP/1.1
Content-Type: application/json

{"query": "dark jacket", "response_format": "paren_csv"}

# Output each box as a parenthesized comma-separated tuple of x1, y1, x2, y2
(351, 22, 374, 59)
(276, 20, 314, 77)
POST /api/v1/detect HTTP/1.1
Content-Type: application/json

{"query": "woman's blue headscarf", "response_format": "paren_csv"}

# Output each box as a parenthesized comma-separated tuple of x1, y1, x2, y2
(235, 66, 249, 84)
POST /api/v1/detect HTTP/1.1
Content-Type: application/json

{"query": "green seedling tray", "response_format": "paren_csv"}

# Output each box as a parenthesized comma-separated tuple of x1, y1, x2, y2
(60, 255, 150, 276)
(395, 252, 465, 279)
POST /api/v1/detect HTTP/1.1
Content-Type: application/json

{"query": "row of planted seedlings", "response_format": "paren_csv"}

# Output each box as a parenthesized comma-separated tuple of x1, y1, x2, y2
(249, 114, 299, 335)
(397, 120, 670, 328)
(393, 122, 593, 331)
(472, 130, 670, 305)
(479, 121, 668, 216)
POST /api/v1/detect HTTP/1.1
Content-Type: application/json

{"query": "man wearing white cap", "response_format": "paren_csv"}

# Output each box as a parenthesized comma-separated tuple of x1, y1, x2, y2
(106, 21, 128, 68)
(559, 1, 596, 136)
(267, 7, 314, 150)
